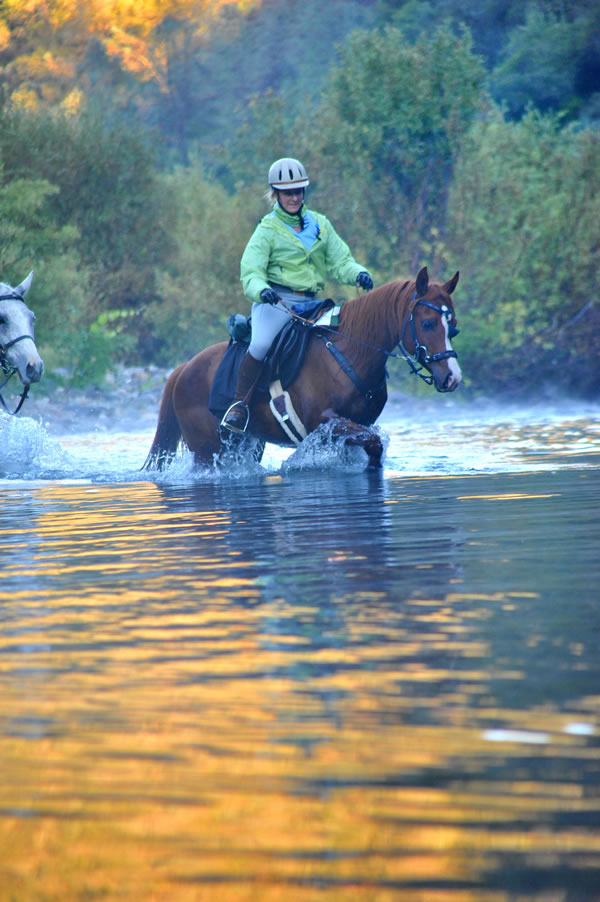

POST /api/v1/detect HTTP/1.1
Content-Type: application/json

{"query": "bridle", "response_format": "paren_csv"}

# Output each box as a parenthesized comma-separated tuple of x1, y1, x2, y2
(0, 292, 34, 415)
(285, 291, 460, 392)
(397, 294, 459, 385)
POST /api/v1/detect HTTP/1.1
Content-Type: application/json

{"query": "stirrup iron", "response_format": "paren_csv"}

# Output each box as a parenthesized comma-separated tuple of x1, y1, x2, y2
(220, 401, 250, 434)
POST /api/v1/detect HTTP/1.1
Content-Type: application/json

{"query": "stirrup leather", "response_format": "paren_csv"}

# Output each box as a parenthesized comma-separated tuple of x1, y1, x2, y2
(220, 401, 250, 434)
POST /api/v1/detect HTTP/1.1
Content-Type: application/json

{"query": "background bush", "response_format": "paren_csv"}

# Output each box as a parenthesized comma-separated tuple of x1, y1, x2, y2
(445, 109, 600, 394)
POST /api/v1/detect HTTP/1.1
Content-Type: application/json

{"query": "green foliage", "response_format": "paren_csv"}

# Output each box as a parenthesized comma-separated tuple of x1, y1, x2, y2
(0, 104, 172, 308)
(0, 171, 78, 272)
(71, 309, 137, 387)
(218, 91, 306, 190)
(144, 162, 259, 364)
(445, 107, 600, 392)
(307, 24, 487, 275)
(491, 7, 588, 118)
(0, 100, 176, 382)
(0, 163, 95, 380)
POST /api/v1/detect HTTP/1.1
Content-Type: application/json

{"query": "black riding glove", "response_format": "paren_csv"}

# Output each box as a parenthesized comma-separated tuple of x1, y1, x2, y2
(356, 272, 373, 291)
(260, 288, 281, 305)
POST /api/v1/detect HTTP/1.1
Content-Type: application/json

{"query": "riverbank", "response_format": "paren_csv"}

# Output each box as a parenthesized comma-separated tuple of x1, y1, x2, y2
(11, 364, 599, 439)
(13, 366, 170, 437)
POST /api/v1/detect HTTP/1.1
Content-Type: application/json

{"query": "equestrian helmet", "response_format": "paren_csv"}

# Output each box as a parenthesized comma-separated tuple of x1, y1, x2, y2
(268, 157, 309, 190)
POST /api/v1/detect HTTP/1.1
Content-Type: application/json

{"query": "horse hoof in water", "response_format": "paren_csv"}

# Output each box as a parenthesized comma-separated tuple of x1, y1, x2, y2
(364, 434, 384, 468)
(337, 421, 383, 468)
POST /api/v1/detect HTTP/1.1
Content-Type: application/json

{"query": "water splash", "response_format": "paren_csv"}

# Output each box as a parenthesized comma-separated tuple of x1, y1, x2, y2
(0, 412, 75, 478)
(282, 421, 389, 472)
(2, 400, 600, 483)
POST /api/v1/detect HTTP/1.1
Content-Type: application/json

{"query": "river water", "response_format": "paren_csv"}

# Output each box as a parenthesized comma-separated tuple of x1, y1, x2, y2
(1, 395, 599, 901)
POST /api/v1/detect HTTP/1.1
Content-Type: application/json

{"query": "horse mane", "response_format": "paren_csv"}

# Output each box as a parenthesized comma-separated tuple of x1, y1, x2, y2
(338, 278, 414, 371)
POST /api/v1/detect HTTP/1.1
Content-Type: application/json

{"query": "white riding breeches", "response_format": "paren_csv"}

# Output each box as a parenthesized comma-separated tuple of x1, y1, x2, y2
(248, 295, 316, 360)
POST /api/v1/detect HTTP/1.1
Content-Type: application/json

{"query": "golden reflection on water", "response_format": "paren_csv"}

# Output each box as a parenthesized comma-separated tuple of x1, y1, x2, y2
(0, 476, 599, 900)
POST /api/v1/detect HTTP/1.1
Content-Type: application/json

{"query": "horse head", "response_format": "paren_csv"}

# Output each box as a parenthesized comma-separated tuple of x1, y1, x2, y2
(401, 266, 462, 393)
(0, 271, 44, 388)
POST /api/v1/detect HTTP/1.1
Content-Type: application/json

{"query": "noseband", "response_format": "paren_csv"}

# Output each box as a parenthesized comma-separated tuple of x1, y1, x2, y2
(0, 292, 33, 415)
(397, 295, 459, 385)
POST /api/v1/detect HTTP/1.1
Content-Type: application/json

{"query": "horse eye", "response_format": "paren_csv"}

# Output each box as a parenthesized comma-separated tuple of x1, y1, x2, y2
(421, 319, 436, 331)
(449, 325, 460, 339)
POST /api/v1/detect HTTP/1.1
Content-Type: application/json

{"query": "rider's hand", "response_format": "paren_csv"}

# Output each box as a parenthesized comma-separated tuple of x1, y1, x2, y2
(260, 288, 281, 305)
(356, 272, 373, 291)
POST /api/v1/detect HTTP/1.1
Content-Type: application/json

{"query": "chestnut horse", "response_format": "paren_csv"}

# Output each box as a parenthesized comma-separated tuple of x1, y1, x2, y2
(143, 266, 461, 470)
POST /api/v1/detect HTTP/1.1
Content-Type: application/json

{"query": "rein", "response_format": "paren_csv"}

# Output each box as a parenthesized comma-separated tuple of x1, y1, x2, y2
(0, 292, 33, 415)
(282, 291, 458, 390)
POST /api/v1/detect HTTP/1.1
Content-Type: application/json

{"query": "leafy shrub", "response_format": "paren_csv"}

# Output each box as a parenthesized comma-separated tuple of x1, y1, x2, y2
(0, 103, 172, 309)
(491, 8, 589, 119)
(445, 107, 600, 394)
(0, 101, 174, 381)
(144, 162, 259, 364)
(306, 24, 487, 276)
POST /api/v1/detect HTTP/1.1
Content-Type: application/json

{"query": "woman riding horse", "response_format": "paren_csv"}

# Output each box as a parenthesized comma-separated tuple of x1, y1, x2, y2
(220, 157, 373, 433)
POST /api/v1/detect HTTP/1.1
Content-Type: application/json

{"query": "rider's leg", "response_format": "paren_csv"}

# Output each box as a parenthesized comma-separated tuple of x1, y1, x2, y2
(248, 300, 293, 359)
(219, 352, 264, 432)
(220, 301, 293, 433)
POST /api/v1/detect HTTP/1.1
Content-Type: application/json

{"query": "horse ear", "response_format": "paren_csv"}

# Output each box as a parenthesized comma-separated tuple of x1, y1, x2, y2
(443, 271, 459, 295)
(15, 271, 34, 297)
(415, 266, 429, 296)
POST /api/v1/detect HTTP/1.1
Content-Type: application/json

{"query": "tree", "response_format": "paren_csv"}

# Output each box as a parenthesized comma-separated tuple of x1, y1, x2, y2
(144, 161, 258, 363)
(445, 107, 600, 394)
(490, 6, 589, 118)
(306, 24, 487, 277)
(0, 102, 172, 310)
(0, 161, 96, 379)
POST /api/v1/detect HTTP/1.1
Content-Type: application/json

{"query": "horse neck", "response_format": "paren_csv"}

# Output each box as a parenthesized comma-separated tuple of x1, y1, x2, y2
(340, 280, 414, 354)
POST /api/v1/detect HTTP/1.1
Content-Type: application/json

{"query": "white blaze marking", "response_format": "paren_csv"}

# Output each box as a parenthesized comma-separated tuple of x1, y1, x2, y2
(442, 315, 462, 385)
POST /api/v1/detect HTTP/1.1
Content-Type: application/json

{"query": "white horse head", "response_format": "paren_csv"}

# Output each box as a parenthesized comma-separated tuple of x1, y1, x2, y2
(0, 271, 44, 388)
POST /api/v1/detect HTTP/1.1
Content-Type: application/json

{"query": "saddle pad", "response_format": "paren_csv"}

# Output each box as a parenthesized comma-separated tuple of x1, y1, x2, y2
(314, 301, 344, 328)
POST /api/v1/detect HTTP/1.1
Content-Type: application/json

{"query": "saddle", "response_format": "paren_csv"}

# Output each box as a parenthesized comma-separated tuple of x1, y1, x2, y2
(208, 299, 336, 419)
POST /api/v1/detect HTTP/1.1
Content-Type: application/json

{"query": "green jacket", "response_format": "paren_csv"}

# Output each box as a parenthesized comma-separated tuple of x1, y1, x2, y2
(240, 203, 369, 303)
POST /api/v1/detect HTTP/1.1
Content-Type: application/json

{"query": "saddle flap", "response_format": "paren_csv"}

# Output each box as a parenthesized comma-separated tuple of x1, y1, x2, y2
(208, 298, 338, 418)
(267, 298, 335, 387)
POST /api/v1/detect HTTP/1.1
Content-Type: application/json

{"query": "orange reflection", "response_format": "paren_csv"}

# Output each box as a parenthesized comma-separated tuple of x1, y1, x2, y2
(0, 481, 598, 900)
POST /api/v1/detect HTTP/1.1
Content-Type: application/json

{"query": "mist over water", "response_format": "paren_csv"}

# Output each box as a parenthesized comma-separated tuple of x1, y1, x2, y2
(1, 396, 599, 481)
(1, 395, 599, 900)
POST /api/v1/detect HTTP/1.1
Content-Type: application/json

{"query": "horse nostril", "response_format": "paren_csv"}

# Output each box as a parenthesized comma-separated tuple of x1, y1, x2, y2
(26, 359, 44, 381)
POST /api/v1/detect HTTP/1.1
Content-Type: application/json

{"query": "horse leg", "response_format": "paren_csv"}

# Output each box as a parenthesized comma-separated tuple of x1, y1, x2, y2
(176, 376, 265, 468)
(319, 409, 384, 468)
